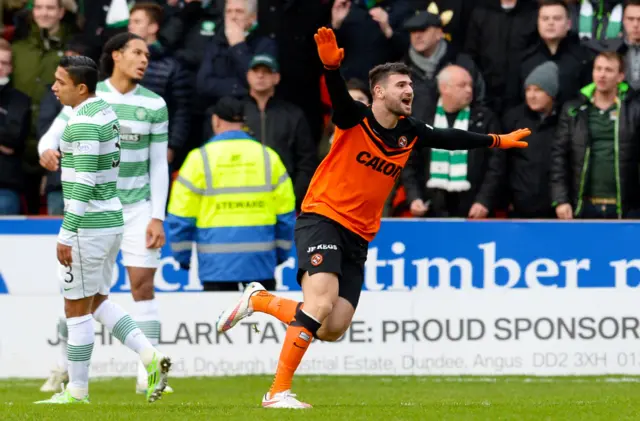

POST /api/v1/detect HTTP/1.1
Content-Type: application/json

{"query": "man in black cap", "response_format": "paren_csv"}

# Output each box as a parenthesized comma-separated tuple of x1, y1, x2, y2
(406, 1, 479, 52)
(403, 8, 487, 123)
(243, 54, 318, 212)
(167, 95, 296, 293)
(211, 96, 246, 126)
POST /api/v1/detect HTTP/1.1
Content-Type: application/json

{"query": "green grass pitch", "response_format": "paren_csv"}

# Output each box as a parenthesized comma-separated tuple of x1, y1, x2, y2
(2, 376, 640, 420)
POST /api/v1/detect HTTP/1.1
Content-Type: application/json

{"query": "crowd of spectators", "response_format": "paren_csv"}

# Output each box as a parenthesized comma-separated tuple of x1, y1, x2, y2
(0, 0, 638, 221)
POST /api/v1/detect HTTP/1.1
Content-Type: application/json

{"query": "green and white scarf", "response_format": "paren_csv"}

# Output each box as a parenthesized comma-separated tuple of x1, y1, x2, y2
(579, 0, 623, 40)
(426, 98, 471, 192)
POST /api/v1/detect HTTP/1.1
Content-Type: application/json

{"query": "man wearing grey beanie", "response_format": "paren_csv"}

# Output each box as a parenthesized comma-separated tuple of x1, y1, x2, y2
(524, 61, 560, 100)
(474, 62, 558, 219)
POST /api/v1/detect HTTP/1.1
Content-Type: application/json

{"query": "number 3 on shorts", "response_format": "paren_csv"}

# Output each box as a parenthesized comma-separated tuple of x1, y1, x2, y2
(59, 263, 80, 297)
(63, 266, 74, 283)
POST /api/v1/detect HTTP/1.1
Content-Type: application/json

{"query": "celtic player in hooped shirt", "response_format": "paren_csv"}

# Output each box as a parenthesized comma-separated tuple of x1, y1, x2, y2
(35, 55, 170, 405)
(37, 33, 172, 400)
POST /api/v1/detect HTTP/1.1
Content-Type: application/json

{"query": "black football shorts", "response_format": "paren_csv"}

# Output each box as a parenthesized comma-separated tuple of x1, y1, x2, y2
(295, 212, 368, 309)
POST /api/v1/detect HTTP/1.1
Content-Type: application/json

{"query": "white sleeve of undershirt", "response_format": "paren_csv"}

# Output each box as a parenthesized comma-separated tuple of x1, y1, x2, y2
(148, 105, 170, 221)
(37, 106, 72, 156)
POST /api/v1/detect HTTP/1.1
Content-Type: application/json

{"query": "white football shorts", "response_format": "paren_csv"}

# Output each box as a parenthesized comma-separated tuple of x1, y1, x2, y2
(59, 233, 122, 300)
(120, 200, 161, 268)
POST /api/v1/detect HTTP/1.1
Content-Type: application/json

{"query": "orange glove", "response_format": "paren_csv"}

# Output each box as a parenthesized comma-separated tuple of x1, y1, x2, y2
(314, 27, 344, 70)
(489, 128, 531, 149)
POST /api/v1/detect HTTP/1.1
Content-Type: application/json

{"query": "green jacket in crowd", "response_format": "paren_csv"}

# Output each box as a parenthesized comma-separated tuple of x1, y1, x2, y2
(550, 82, 640, 218)
(11, 22, 71, 172)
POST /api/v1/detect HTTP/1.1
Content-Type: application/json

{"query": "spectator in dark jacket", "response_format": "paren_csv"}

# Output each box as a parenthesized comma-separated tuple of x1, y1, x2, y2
(75, 0, 129, 53)
(129, 2, 192, 167)
(159, 1, 222, 162)
(256, 0, 332, 145)
(506, 0, 592, 110)
(403, 8, 486, 125)
(159, 0, 221, 72)
(330, 0, 413, 83)
(475, 61, 559, 218)
(242, 54, 318, 211)
(400, 65, 499, 218)
(464, 0, 538, 115)
(196, 0, 276, 106)
(0, 39, 31, 215)
(551, 51, 640, 219)
(12, 0, 74, 214)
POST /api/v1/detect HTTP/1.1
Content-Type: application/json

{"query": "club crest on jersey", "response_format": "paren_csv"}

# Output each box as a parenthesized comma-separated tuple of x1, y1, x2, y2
(310, 253, 323, 266)
(398, 136, 408, 147)
(134, 107, 148, 121)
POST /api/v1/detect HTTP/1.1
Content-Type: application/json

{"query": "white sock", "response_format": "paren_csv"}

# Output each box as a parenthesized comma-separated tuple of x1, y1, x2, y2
(133, 299, 161, 383)
(93, 299, 156, 366)
(133, 299, 161, 346)
(66, 315, 94, 399)
(57, 316, 69, 371)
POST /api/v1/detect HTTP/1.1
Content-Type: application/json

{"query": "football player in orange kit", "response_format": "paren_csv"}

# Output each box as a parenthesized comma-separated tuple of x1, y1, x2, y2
(216, 27, 531, 408)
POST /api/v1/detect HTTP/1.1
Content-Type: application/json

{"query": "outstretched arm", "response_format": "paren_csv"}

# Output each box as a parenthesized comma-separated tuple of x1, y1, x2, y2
(416, 123, 530, 151)
(316, 27, 364, 129)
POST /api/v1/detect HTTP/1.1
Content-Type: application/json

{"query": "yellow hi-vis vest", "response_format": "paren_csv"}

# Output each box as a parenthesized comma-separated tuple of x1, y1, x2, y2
(166, 130, 296, 281)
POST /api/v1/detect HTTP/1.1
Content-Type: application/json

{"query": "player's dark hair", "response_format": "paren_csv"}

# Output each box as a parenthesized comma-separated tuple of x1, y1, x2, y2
(368, 62, 412, 95)
(99, 32, 145, 79)
(537, 0, 570, 15)
(59, 55, 98, 94)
